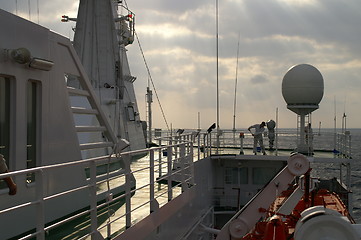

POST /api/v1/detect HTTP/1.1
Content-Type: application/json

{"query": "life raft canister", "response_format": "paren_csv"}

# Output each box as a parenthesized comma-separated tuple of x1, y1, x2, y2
(263, 215, 288, 240)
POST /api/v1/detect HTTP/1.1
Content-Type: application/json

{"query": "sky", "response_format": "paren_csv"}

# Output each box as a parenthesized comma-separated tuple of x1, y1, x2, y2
(1, 0, 361, 130)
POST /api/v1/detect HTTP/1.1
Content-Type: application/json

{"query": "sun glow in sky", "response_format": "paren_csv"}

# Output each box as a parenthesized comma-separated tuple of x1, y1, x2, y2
(1, 0, 361, 130)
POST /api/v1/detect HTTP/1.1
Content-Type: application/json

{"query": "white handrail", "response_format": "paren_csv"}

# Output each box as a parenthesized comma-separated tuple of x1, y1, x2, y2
(0, 138, 196, 239)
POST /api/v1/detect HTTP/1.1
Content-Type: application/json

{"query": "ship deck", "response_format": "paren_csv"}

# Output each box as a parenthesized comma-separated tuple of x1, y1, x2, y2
(1, 131, 353, 240)
(71, 147, 351, 239)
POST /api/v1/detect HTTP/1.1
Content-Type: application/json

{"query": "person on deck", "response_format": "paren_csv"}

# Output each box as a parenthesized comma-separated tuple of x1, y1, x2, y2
(0, 154, 17, 195)
(266, 120, 276, 151)
(248, 122, 266, 155)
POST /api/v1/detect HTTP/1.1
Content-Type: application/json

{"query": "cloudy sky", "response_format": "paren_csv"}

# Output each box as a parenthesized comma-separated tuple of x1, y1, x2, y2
(2, 0, 361, 130)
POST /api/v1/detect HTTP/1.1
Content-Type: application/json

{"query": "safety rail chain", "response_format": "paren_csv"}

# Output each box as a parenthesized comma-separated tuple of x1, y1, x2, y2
(0, 133, 202, 240)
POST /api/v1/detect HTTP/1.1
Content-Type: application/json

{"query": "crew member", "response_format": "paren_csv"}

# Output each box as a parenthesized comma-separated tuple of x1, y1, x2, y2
(248, 122, 266, 155)
(266, 120, 276, 151)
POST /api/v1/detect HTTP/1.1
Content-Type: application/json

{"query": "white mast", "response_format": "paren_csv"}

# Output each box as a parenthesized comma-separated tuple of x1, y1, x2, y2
(216, 0, 220, 153)
(233, 33, 240, 133)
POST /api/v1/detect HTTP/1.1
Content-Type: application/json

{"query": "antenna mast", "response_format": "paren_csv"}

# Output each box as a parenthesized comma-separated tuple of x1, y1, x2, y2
(216, 0, 220, 153)
(232, 33, 240, 133)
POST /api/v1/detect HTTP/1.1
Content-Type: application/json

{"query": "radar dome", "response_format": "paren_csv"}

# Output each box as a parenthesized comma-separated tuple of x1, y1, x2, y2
(282, 64, 324, 115)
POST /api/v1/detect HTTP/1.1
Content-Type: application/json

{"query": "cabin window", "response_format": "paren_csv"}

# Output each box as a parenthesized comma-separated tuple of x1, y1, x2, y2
(225, 167, 248, 185)
(252, 167, 278, 185)
(0, 76, 11, 189)
(127, 106, 135, 121)
(27, 80, 41, 183)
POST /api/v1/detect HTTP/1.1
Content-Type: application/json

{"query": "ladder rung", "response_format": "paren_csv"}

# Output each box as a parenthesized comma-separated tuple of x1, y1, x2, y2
(76, 126, 107, 132)
(71, 107, 99, 115)
(67, 87, 90, 97)
(79, 142, 114, 150)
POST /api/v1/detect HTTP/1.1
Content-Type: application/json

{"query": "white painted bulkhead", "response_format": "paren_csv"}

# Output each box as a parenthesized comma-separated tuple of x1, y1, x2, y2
(0, 10, 120, 239)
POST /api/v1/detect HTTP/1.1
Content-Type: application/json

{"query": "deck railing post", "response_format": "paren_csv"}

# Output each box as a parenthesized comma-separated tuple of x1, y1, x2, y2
(89, 160, 98, 239)
(124, 155, 132, 229)
(167, 145, 173, 201)
(158, 138, 162, 184)
(150, 149, 155, 213)
(180, 143, 186, 192)
(340, 164, 343, 185)
(174, 136, 178, 162)
(36, 169, 45, 240)
(349, 135, 352, 158)
(190, 142, 195, 186)
(197, 132, 200, 161)
(347, 162, 352, 213)
(203, 134, 206, 159)
(186, 134, 190, 153)
(209, 133, 212, 156)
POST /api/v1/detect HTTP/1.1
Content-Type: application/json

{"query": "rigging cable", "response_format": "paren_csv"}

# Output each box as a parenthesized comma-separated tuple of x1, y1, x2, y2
(123, 0, 169, 131)
(134, 31, 170, 131)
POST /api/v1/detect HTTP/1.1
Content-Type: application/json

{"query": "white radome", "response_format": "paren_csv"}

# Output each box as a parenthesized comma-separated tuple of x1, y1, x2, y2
(282, 64, 324, 106)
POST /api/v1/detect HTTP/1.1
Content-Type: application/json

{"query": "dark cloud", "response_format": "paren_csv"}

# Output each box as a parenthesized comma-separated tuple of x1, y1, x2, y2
(3, 0, 360, 128)
(250, 74, 268, 84)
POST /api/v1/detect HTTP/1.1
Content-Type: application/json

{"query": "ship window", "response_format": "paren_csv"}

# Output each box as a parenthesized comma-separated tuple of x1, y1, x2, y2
(225, 167, 248, 185)
(27, 80, 41, 183)
(252, 167, 278, 185)
(0, 76, 11, 189)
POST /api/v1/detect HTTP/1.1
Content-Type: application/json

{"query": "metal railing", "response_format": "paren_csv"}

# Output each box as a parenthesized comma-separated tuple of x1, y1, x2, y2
(175, 129, 353, 157)
(336, 132, 352, 158)
(0, 138, 196, 240)
(0, 129, 354, 239)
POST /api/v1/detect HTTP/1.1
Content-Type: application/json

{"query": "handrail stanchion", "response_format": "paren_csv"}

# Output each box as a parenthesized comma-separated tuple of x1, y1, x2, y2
(349, 134, 352, 158)
(180, 143, 186, 192)
(340, 163, 343, 186)
(208, 133, 210, 156)
(205, 134, 208, 157)
(203, 134, 206, 159)
(150, 149, 155, 213)
(186, 134, 190, 153)
(175, 136, 178, 162)
(124, 154, 132, 229)
(36, 169, 45, 240)
(89, 160, 98, 239)
(347, 161, 352, 213)
(190, 142, 195, 186)
(197, 132, 200, 162)
(158, 139, 162, 191)
(167, 145, 173, 202)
